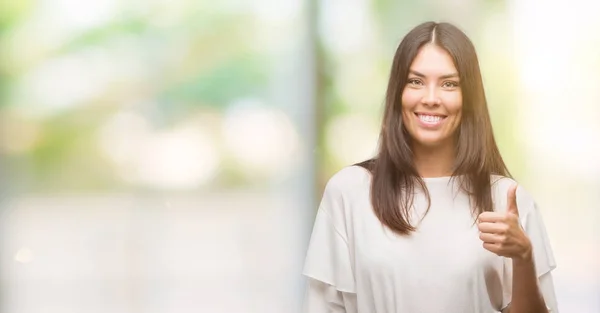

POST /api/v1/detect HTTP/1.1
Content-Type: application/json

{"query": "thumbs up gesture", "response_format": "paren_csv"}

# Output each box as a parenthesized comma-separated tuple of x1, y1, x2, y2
(477, 184, 533, 261)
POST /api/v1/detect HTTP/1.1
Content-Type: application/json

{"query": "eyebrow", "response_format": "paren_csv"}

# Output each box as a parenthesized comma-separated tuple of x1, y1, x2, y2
(409, 70, 459, 80)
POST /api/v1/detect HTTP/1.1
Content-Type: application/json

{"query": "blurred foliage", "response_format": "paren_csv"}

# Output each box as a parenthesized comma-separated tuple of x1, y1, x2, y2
(0, 1, 32, 31)
(0, 2, 269, 192)
(26, 107, 118, 191)
(0, 1, 31, 109)
(59, 18, 149, 52)
(160, 55, 268, 109)
(0, 0, 526, 193)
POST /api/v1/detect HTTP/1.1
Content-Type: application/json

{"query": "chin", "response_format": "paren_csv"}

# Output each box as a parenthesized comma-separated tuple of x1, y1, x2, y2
(416, 140, 445, 147)
(412, 135, 451, 148)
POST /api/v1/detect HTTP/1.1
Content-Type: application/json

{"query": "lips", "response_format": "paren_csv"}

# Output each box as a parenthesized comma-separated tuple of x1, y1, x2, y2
(415, 113, 447, 126)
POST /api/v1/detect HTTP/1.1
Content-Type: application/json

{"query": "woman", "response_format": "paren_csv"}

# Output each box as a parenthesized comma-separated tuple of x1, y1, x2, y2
(302, 21, 558, 313)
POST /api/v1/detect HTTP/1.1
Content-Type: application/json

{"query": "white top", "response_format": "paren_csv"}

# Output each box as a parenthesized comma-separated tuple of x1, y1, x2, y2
(302, 166, 558, 313)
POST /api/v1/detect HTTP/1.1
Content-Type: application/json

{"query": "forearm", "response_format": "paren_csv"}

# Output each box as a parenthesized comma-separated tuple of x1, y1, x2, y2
(508, 252, 548, 313)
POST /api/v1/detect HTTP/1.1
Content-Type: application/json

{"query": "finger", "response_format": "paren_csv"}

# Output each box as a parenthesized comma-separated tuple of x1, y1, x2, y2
(507, 184, 519, 216)
(479, 232, 498, 243)
(477, 222, 509, 234)
(482, 242, 502, 255)
(479, 232, 505, 244)
(477, 212, 506, 223)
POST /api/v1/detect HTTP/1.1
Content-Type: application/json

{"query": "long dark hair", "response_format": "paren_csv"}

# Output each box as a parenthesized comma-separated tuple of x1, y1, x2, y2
(356, 21, 510, 235)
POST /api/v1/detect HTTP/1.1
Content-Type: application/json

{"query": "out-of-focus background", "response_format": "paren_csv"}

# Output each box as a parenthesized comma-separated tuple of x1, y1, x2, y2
(0, 0, 598, 312)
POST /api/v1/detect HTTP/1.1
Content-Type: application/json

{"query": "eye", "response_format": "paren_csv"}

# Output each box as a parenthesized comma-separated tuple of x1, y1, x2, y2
(407, 78, 423, 86)
(442, 81, 459, 88)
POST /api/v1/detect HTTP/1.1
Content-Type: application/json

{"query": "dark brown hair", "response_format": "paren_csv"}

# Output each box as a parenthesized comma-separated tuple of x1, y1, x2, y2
(356, 21, 510, 235)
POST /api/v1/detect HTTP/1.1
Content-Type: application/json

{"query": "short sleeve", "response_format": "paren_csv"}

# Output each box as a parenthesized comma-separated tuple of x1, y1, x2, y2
(302, 181, 356, 293)
(520, 195, 557, 278)
(302, 278, 358, 313)
(501, 186, 558, 311)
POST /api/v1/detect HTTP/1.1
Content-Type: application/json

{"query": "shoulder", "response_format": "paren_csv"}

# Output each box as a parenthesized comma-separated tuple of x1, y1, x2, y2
(318, 166, 371, 220)
(323, 165, 372, 196)
(315, 166, 371, 238)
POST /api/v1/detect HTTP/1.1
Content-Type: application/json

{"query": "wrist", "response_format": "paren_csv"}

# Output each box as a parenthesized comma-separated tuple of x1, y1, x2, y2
(513, 246, 533, 265)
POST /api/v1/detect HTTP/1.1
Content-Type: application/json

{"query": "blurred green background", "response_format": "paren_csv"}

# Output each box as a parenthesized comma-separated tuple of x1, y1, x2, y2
(0, 0, 523, 194)
(0, 0, 598, 312)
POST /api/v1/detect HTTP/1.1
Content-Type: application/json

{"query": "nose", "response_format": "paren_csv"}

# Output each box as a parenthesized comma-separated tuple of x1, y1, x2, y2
(421, 85, 441, 106)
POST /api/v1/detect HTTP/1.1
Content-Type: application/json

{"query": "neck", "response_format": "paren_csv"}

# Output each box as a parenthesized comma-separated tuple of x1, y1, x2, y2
(412, 142, 456, 178)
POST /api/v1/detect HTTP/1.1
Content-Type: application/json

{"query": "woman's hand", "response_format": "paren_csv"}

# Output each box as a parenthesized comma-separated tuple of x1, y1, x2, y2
(477, 184, 532, 261)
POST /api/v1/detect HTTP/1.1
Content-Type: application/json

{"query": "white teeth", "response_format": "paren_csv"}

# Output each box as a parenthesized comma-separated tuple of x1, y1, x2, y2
(418, 114, 442, 123)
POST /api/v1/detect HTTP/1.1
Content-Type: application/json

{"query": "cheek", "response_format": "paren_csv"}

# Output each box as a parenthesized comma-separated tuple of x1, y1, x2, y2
(448, 98, 463, 130)
(401, 90, 419, 107)
(401, 92, 418, 114)
(400, 94, 413, 123)
(444, 93, 463, 116)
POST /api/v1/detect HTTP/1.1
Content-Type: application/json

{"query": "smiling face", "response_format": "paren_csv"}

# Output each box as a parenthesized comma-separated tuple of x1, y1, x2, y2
(401, 44, 463, 149)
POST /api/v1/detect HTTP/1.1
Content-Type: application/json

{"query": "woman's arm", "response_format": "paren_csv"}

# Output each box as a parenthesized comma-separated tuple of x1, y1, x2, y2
(502, 266, 557, 313)
(479, 183, 558, 313)
(504, 251, 549, 313)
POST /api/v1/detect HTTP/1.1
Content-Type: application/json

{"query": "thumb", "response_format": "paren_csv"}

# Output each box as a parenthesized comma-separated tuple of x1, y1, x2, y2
(507, 184, 519, 216)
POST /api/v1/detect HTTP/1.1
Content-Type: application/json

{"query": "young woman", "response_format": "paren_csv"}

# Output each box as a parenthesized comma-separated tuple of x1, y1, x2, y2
(302, 21, 558, 313)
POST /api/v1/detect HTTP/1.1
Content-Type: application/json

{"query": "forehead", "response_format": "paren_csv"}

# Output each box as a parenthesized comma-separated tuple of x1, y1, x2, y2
(410, 44, 457, 75)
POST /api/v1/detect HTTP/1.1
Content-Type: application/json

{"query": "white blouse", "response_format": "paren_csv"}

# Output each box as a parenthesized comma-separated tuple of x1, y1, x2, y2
(302, 166, 558, 313)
